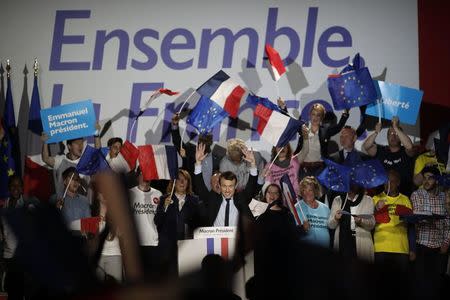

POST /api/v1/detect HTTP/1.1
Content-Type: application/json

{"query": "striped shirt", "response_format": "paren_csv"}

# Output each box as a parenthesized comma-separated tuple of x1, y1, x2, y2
(410, 188, 450, 248)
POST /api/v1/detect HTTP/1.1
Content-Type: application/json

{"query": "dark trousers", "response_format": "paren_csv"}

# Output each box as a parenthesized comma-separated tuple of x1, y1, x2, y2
(140, 246, 163, 280)
(4, 258, 24, 300)
(374, 252, 410, 274)
(413, 244, 448, 299)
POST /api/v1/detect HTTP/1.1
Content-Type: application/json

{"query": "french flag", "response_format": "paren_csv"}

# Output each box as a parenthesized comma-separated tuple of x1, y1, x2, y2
(280, 174, 302, 225)
(69, 217, 101, 234)
(254, 104, 301, 147)
(118, 140, 140, 172)
(197, 70, 246, 118)
(265, 44, 286, 81)
(23, 76, 53, 202)
(138, 145, 178, 181)
(206, 238, 231, 260)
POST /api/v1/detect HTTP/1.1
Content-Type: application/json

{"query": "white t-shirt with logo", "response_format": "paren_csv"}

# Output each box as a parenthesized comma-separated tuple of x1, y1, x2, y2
(129, 186, 162, 246)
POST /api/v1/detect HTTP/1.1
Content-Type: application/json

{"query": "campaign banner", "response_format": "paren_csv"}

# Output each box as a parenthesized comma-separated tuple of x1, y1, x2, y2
(366, 81, 423, 125)
(40, 100, 96, 143)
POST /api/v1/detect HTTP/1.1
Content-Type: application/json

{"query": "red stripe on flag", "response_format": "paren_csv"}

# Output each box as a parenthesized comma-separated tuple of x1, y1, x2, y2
(120, 141, 140, 171)
(23, 157, 52, 202)
(158, 88, 179, 96)
(265, 44, 286, 78)
(138, 145, 158, 181)
(224, 85, 245, 118)
(221, 238, 229, 260)
(254, 104, 273, 134)
(80, 217, 101, 234)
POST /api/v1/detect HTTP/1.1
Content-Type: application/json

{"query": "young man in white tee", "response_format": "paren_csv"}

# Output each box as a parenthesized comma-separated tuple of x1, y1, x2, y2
(129, 167, 163, 277)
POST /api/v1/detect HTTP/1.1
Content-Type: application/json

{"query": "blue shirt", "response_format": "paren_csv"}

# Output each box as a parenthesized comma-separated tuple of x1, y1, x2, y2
(295, 200, 330, 248)
(51, 194, 91, 224)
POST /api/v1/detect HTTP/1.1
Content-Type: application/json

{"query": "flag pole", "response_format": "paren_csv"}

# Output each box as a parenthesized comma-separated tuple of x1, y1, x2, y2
(180, 124, 187, 151)
(164, 179, 177, 212)
(62, 172, 75, 202)
(377, 98, 382, 124)
(177, 90, 196, 114)
(264, 147, 284, 177)
(33, 58, 38, 78)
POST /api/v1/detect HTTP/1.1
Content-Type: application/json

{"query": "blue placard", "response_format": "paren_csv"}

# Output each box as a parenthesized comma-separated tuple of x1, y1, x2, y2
(366, 81, 423, 125)
(40, 100, 96, 144)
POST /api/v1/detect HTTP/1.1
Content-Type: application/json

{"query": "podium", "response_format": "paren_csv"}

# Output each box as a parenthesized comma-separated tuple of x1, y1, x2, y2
(177, 227, 254, 298)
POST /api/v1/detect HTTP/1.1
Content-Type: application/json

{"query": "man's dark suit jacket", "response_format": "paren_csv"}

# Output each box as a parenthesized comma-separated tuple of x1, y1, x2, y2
(193, 170, 258, 226)
(328, 148, 369, 165)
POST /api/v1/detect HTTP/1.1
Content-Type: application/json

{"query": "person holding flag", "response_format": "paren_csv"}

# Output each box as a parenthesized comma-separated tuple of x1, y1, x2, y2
(170, 113, 221, 192)
(41, 130, 102, 198)
(363, 117, 416, 196)
(295, 176, 330, 248)
(328, 184, 375, 262)
(155, 169, 206, 275)
(262, 124, 309, 196)
(296, 103, 350, 179)
(372, 169, 413, 273)
(50, 167, 91, 224)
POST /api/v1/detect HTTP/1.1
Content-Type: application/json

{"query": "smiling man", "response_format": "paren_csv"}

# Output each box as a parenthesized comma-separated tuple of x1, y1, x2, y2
(194, 143, 258, 226)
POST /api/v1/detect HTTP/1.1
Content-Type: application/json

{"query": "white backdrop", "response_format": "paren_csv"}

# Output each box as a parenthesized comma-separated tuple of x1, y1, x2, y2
(0, 0, 419, 154)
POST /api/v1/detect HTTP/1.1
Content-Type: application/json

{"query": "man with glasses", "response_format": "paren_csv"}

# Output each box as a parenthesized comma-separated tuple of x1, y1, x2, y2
(410, 166, 450, 297)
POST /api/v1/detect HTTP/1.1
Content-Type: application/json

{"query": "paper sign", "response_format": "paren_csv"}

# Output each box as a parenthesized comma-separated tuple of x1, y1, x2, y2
(40, 100, 96, 143)
(248, 199, 269, 217)
(366, 81, 423, 125)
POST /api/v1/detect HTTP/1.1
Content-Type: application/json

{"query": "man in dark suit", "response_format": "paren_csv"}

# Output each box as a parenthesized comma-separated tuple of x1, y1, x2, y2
(193, 143, 258, 226)
(329, 126, 369, 165)
(171, 113, 222, 193)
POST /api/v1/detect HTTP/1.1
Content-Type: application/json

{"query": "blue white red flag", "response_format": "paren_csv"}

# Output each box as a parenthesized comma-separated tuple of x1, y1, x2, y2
(254, 104, 301, 147)
(138, 145, 178, 181)
(265, 44, 286, 81)
(280, 174, 302, 225)
(197, 70, 246, 118)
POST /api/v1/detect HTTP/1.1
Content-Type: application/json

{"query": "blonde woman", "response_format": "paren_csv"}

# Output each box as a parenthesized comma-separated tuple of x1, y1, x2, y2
(295, 176, 330, 248)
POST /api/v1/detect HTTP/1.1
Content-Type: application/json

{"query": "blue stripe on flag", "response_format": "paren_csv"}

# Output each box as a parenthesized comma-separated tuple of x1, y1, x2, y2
(197, 70, 229, 98)
(276, 117, 302, 147)
(165, 145, 179, 179)
(207, 238, 214, 255)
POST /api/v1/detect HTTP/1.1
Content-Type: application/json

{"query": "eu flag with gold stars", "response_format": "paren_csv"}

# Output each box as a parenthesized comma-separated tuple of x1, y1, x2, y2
(187, 95, 229, 134)
(327, 53, 378, 110)
(317, 159, 351, 192)
(349, 159, 387, 189)
(1, 77, 20, 199)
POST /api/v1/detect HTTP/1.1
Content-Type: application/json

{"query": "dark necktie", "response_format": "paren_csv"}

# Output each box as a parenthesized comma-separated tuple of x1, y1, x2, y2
(224, 198, 231, 226)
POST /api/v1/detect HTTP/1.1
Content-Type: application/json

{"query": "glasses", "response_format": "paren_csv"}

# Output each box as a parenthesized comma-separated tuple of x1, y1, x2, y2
(267, 191, 280, 195)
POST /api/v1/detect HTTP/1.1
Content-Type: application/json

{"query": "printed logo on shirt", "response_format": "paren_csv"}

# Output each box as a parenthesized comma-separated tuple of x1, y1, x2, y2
(133, 202, 156, 215)
(306, 214, 328, 229)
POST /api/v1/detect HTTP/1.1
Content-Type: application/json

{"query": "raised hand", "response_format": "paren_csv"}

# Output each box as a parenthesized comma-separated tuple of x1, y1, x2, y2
(392, 116, 399, 129)
(301, 124, 309, 138)
(241, 146, 256, 167)
(172, 113, 180, 126)
(277, 97, 286, 109)
(375, 122, 382, 134)
(41, 132, 49, 143)
(195, 143, 207, 164)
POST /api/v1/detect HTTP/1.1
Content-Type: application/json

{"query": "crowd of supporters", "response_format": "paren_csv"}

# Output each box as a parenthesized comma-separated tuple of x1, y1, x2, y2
(0, 105, 449, 299)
